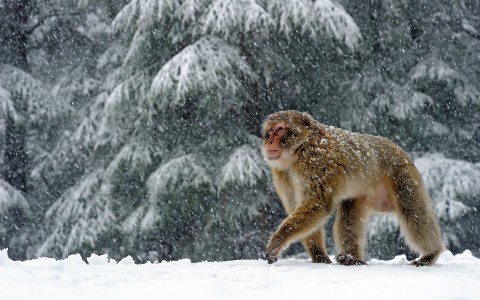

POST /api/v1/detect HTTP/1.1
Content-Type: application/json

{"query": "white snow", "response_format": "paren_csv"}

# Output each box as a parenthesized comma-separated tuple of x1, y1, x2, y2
(1, 249, 479, 300)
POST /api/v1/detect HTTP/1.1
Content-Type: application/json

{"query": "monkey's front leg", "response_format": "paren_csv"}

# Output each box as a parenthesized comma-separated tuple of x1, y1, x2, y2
(267, 198, 331, 264)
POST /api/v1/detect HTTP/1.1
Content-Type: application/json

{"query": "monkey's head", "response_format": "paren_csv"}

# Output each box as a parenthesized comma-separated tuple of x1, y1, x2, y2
(261, 110, 316, 169)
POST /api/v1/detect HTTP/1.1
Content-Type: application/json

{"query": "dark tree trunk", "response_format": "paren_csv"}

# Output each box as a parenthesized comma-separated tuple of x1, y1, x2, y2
(244, 80, 262, 136)
(238, 32, 263, 136)
(3, 112, 28, 192)
(1, 0, 32, 192)
(369, 0, 384, 53)
(2, 0, 31, 71)
(407, 0, 424, 41)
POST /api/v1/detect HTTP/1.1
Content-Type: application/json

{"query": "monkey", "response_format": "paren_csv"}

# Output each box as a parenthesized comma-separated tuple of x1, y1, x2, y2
(260, 110, 444, 266)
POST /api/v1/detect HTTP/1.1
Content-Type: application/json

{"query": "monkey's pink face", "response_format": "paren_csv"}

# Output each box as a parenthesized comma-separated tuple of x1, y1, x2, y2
(262, 121, 297, 170)
(263, 122, 287, 160)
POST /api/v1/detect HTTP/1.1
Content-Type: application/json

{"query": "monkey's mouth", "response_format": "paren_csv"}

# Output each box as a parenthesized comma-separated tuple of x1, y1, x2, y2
(267, 150, 281, 159)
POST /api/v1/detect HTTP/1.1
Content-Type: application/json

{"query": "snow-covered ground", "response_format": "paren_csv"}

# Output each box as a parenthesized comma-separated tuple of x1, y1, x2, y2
(1, 249, 479, 300)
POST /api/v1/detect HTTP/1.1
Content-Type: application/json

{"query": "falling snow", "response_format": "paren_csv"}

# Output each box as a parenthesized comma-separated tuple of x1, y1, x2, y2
(0, 0, 479, 266)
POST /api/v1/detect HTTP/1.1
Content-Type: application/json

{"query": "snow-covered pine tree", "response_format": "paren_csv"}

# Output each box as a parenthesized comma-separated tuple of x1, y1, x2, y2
(3, 0, 477, 262)
(338, 0, 480, 259)
(38, 0, 362, 261)
(340, 0, 480, 159)
(0, 65, 49, 257)
(0, 0, 126, 259)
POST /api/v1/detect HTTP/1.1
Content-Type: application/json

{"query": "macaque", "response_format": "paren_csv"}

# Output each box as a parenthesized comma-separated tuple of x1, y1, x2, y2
(261, 110, 444, 266)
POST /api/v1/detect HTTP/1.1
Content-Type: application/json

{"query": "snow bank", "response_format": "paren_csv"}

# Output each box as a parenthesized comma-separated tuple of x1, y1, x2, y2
(1, 249, 479, 300)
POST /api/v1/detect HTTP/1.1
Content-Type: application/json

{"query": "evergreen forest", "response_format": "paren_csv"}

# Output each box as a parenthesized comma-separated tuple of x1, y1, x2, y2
(0, 0, 479, 262)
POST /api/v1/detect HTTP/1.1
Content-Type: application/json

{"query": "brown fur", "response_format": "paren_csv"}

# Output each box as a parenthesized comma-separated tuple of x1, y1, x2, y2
(261, 110, 444, 266)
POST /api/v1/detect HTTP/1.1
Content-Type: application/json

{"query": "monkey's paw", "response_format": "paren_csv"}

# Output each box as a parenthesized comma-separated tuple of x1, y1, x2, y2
(410, 260, 428, 267)
(410, 259, 433, 267)
(266, 253, 278, 264)
(266, 235, 285, 264)
(410, 253, 436, 267)
(312, 253, 333, 264)
(336, 253, 367, 266)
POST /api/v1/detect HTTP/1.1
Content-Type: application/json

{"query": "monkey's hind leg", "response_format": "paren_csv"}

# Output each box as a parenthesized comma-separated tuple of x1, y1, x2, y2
(394, 166, 445, 266)
(302, 229, 332, 264)
(333, 198, 368, 266)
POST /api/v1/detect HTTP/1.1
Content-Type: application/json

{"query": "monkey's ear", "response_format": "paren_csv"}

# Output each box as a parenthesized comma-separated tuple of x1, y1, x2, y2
(301, 114, 313, 128)
(302, 119, 311, 128)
